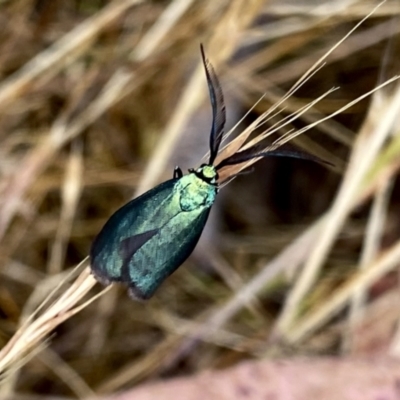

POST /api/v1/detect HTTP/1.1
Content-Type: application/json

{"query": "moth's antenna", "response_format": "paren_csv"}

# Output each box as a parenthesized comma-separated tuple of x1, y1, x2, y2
(216, 142, 332, 170)
(200, 44, 226, 165)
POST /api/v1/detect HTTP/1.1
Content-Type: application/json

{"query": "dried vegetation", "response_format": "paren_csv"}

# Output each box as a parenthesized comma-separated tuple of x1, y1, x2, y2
(0, 0, 400, 398)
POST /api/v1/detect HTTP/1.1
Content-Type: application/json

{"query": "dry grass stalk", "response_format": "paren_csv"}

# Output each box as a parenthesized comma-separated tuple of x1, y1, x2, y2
(47, 141, 84, 275)
(0, 0, 397, 375)
(286, 231, 400, 344)
(276, 80, 400, 339)
(347, 174, 393, 348)
(0, 262, 108, 375)
(0, 0, 400, 397)
(135, 0, 266, 195)
(0, 0, 143, 242)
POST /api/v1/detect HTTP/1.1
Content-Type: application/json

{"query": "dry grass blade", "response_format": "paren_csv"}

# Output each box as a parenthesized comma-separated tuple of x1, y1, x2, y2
(135, 0, 265, 195)
(267, 18, 400, 87)
(0, 0, 142, 110)
(0, 264, 110, 376)
(48, 141, 84, 275)
(1, 0, 400, 396)
(275, 82, 400, 338)
(218, 75, 399, 182)
(202, 221, 325, 331)
(0, 69, 132, 242)
(131, 0, 195, 62)
(347, 176, 393, 348)
(284, 236, 400, 344)
(37, 349, 95, 399)
(217, 2, 393, 181)
(214, 62, 329, 170)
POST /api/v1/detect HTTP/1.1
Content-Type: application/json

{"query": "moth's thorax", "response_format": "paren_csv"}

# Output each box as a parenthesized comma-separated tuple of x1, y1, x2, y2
(176, 172, 217, 211)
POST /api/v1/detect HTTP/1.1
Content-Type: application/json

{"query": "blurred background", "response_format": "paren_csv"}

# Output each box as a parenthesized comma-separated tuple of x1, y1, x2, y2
(1, 0, 400, 398)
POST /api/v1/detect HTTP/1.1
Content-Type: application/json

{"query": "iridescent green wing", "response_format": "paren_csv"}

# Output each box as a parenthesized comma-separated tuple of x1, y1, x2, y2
(90, 177, 214, 299)
(124, 206, 211, 299)
(90, 179, 180, 286)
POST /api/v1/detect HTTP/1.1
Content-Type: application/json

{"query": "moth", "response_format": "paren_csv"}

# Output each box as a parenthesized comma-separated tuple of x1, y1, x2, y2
(90, 45, 326, 300)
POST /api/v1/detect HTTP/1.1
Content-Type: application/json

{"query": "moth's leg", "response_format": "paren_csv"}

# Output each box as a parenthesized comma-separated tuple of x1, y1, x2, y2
(173, 166, 183, 179)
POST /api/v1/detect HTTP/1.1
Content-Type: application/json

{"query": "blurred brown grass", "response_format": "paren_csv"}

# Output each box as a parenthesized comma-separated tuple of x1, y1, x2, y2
(1, 0, 400, 398)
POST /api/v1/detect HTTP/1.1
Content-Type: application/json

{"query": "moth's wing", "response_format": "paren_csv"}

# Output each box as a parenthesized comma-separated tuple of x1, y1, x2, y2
(127, 207, 211, 300)
(90, 179, 179, 285)
(119, 230, 159, 266)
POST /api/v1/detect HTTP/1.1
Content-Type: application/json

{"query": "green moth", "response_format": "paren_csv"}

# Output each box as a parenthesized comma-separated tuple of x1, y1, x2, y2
(90, 45, 325, 300)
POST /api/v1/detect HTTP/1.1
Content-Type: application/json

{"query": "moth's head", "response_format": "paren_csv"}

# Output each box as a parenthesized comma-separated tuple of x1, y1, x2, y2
(190, 164, 218, 184)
